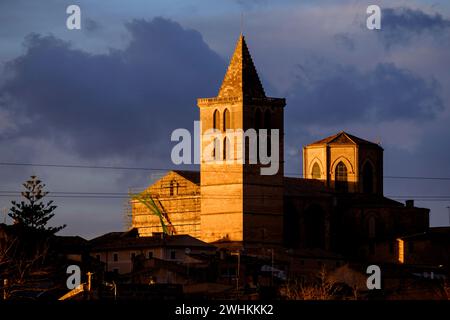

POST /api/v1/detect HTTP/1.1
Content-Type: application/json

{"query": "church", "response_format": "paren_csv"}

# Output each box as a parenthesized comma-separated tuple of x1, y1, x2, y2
(131, 35, 429, 264)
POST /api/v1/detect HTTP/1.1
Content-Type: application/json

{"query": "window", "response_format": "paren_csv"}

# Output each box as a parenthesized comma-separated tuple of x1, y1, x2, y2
(335, 162, 348, 192)
(363, 162, 374, 194)
(170, 251, 176, 260)
(213, 109, 220, 130)
(169, 180, 178, 196)
(223, 109, 230, 131)
(170, 180, 174, 196)
(223, 137, 231, 160)
(311, 163, 321, 179)
(113, 253, 118, 262)
(148, 251, 153, 259)
(212, 137, 220, 161)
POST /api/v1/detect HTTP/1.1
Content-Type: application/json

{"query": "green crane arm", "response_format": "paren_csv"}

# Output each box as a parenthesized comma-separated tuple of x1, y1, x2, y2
(130, 193, 172, 234)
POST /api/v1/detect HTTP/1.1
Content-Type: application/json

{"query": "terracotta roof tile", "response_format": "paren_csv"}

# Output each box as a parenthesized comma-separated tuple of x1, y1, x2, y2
(218, 35, 266, 99)
(307, 131, 381, 147)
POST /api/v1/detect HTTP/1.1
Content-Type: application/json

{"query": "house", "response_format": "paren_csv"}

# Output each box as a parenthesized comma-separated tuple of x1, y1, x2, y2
(89, 228, 216, 274)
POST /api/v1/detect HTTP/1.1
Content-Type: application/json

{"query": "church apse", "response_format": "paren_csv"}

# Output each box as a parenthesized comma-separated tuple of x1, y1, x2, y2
(303, 131, 383, 195)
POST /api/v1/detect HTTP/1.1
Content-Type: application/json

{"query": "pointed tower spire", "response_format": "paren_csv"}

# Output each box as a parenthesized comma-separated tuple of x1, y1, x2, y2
(197, 34, 286, 246)
(218, 35, 266, 99)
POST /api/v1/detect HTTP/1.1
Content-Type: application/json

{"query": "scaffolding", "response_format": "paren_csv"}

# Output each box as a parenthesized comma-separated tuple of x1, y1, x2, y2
(122, 172, 167, 232)
(123, 171, 201, 237)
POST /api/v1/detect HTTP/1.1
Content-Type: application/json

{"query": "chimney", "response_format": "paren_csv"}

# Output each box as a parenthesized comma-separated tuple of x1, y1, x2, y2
(405, 200, 414, 208)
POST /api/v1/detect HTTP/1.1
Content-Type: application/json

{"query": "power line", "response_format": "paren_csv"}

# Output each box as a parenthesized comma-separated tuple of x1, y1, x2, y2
(0, 195, 447, 202)
(0, 190, 449, 201)
(0, 161, 286, 176)
(384, 176, 450, 181)
(391, 196, 450, 198)
(1, 190, 449, 197)
(0, 162, 168, 172)
(1, 161, 450, 181)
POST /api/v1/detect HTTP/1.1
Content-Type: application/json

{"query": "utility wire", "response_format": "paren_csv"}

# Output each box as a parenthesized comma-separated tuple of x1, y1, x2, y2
(0, 190, 449, 201)
(1, 190, 450, 198)
(1, 162, 450, 181)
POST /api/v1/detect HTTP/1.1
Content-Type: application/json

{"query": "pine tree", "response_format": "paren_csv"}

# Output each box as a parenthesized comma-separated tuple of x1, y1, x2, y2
(8, 176, 65, 234)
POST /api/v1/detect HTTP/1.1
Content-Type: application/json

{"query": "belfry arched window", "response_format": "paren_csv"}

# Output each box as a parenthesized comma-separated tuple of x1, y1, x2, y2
(212, 137, 220, 161)
(223, 137, 231, 160)
(223, 109, 230, 131)
(312, 163, 321, 179)
(335, 161, 348, 192)
(213, 109, 220, 130)
(363, 162, 374, 194)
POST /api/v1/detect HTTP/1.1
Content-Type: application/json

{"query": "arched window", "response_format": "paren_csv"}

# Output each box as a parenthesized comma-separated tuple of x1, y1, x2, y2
(311, 163, 321, 179)
(223, 137, 231, 160)
(212, 137, 220, 160)
(223, 109, 230, 131)
(169, 180, 178, 196)
(363, 162, 374, 194)
(213, 109, 220, 130)
(335, 161, 348, 192)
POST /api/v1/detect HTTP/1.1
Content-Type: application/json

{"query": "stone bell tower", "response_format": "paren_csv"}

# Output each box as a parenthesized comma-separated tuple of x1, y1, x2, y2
(197, 34, 285, 248)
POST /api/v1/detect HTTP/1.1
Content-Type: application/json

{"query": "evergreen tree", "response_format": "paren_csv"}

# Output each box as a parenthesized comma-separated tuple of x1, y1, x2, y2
(8, 176, 65, 234)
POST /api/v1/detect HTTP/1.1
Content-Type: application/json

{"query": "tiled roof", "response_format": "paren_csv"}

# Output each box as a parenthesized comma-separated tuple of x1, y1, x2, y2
(307, 131, 381, 148)
(217, 34, 266, 99)
(89, 230, 216, 251)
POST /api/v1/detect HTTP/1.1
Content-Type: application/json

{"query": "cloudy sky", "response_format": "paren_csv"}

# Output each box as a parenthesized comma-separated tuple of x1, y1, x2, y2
(0, 0, 449, 238)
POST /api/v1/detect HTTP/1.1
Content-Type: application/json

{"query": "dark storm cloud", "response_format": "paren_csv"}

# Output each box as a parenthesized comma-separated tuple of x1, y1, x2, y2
(380, 7, 450, 48)
(286, 60, 444, 125)
(0, 17, 225, 161)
